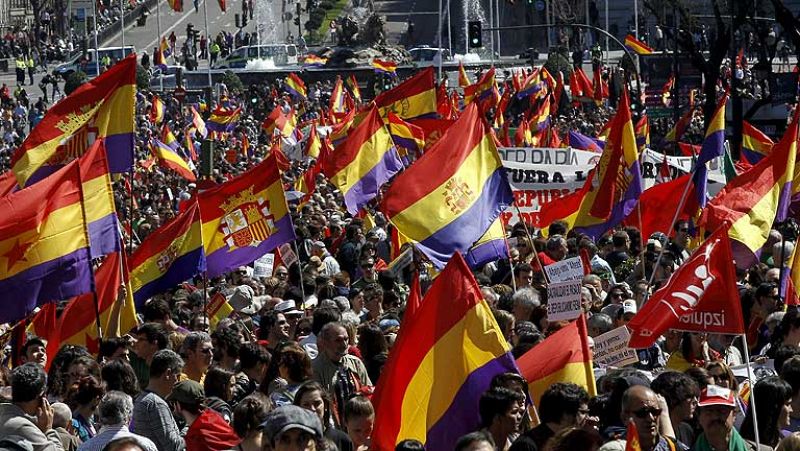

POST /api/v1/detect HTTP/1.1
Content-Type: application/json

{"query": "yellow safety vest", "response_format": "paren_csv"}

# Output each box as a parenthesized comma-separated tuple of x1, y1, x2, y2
(15, 59, 25, 69)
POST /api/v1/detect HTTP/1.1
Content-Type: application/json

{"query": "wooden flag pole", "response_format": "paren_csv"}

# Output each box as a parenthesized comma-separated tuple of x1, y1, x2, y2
(514, 203, 549, 285)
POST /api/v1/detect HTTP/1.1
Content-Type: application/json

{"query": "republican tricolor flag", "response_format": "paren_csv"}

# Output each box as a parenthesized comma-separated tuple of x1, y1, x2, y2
(371, 253, 518, 450)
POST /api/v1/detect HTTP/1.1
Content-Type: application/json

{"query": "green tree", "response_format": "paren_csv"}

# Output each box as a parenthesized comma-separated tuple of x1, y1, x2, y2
(64, 70, 88, 95)
(221, 70, 244, 94)
(136, 64, 149, 91)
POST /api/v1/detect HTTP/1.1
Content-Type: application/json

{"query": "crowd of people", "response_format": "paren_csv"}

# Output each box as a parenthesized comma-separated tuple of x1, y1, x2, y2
(0, 30, 799, 450)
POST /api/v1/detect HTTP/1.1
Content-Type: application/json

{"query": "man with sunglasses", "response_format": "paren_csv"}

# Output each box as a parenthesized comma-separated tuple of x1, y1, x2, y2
(615, 385, 685, 451)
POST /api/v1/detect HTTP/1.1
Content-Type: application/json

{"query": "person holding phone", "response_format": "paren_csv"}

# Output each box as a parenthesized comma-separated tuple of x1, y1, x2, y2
(0, 363, 64, 450)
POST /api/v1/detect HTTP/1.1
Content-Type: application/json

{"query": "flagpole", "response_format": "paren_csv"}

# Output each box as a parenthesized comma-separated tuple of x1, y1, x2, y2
(120, 0, 126, 56)
(156, 0, 163, 91)
(740, 333, 762, 448)
(76, 164, 105, 350)
(203, 271, 208, 314)
(513, 203, 549, 285)
(92, 0, 100, 77)
(437, 0, 444, 80)
(292, 240, 307, 303)
(202, 0, 213, 88)
(644, 171, 694, 292)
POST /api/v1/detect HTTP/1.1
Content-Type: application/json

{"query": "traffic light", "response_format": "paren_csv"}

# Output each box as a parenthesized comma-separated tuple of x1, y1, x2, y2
(468, 21, 482, 48)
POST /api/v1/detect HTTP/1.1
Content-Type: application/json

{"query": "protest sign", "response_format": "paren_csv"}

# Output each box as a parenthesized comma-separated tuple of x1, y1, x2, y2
(254, 254, 275, 278)
(499, 159, 593, 224)
(544, 256, 585, 283)
(546, 280, 583, 322)
(278, 243, 298, 268)
(593, 326, 639, 367)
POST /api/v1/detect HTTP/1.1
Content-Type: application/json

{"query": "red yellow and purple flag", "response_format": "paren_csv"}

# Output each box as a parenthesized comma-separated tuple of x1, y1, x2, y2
(11, 54, 136, 186)
(196, 154, 296, 278)
(371, 253, 518, 450)
(323, 105, 404, 215)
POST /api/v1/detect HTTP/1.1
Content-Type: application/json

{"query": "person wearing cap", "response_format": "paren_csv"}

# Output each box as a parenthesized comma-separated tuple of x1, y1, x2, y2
(131, 350, 185, 451)
(262, 405, 324, 451)
(310, 241, 340, 277)
(275, 300, 304, 339)
(168, 380, 239, 451)
(694, 385, 768, 451)
(614, 300, 638, 328)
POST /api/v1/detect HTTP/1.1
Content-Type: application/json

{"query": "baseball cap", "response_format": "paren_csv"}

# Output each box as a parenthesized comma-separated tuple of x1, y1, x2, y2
(698, 385, 736, 408)
(275, 299, 303, 317)
(311, 240, 326, 249)
(167, 380, 204, 405)
(622, 300, 638, 315)
(262, 405, 323, 442)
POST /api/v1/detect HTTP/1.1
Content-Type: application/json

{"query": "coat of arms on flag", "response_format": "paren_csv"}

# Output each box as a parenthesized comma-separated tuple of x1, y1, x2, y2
(220, 187, 276, 249)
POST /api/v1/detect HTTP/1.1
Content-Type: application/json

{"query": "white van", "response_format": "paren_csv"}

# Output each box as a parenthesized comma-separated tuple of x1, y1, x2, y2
(213, 44, 299, 69)
(56, 46, 136, 78)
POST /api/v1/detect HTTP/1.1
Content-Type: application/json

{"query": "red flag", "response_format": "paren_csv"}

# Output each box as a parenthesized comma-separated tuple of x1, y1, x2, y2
(625, 173, 698, 241)
(217, 0, 226, 11)
(627, 225, 744, 348)
(678, 142, 701, 157)
(534, 171, 594, 229)
(656, 152, 671, 183)
(625, 420, 642, 451)
(405, 271, 422, 321)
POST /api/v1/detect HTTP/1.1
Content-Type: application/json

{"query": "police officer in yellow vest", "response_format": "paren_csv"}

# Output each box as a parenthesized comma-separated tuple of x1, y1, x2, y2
(27, 55, 34, 85)
(15, 57, 25, 86)
(101, 54, 111, 69)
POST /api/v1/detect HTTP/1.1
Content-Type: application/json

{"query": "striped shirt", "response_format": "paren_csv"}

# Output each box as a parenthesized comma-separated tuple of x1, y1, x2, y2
(131, 391, 185, 451)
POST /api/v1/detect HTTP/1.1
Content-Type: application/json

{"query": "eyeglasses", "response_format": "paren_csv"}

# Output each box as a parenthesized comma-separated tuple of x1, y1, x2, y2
(361, 264, 374, 269)
(276, 272, 288, 277)
(611, 292, 624, 298)
(678, 228, 690, 233)
(633, 407, 662, 418)
(199, 348, 213, 354)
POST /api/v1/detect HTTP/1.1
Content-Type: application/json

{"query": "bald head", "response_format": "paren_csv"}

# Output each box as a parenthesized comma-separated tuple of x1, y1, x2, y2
(622, 385, 657, 413)
(51, 402, 72, 429)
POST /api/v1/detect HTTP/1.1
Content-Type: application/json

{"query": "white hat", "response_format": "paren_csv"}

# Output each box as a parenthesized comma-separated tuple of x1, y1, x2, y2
(275, 299, 303, 317)
(622, 299, 638, 315)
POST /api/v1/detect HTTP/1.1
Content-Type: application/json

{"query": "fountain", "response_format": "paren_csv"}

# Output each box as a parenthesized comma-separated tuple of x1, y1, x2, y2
(253, 0, 283, 45)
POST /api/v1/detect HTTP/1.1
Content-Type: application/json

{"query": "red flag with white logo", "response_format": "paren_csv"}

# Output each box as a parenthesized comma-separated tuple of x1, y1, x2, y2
(627, 225, 744, 348)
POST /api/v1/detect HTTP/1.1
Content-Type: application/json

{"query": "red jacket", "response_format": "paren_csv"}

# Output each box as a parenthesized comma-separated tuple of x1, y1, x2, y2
(185, 409, 240, 451)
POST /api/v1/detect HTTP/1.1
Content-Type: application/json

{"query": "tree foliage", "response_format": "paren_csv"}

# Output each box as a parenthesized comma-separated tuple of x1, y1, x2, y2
(64, 70, 88, 95)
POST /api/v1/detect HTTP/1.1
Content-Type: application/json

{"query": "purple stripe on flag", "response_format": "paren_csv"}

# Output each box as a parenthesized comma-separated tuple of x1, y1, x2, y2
(777, 181, 793, 223)
(342, 146, 404, 215)
(742, 148, 766, 164)
(206, 121, 237, 133)
(133, 246, 206, 307)
(575, 162, 643, 239)
(465, 238, 509, 269)
(205, 214, 296, 278)
(88, 213, 121, 258)
(568, 131, 604, 152)
(105, 132, 135, 173)
(285, 86, 305, 99)
(516, 84, 542, 99)
(391, 135, 422, 154)
(733, 240, 759, 270)
(0, 247, 93, 324)
(417, 168, 514, 268)
(697, 129, 725, 166)
(425, 352, 519, 450)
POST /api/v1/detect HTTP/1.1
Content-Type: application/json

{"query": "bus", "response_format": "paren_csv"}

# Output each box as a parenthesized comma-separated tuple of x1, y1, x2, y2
(212, 44, 299, 69)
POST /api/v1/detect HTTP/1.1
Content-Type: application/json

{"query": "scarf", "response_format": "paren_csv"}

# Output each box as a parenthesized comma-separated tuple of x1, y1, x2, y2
(693, 428, 749, 451)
